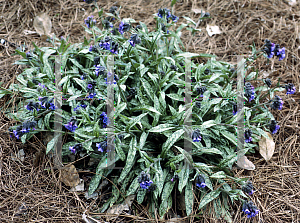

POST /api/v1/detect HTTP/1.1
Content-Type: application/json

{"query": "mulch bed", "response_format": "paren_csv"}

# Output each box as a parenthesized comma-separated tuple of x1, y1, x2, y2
(0, 0, 300, 222)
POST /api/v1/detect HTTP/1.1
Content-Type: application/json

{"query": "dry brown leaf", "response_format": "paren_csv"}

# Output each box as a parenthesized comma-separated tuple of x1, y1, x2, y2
(192, 9, 204, 14)
(33, 13, 52, 37)
(70, 178, 85, 192)
(60, 165, 80, 187)
(206, 25, 222, 37)
(258, 132, 275, 161)
(236, 155, 255, 170)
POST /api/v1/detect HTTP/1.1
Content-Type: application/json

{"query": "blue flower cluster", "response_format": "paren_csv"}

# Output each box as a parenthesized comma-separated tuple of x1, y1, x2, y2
(196, 174, 206, 188)
(138, 171, 153, 189)
(99, 112, 110, 128)
(263, 39, 285, 61)
(118, 21, 131, 35)
(271, 95, 283, 110)
(99, 37, 119, 54)
(242, 201, 259, 218)
(245, 129, 252, 143)
(64, 116, 78, 132)
(192, 128, 202, 142)
(84, 15, 96, 28)
(242, 181, 255, 195)
(96, 141, 107, 152)
(38, 97, 56, 110)
(157, 8, 178, 22)
(69, 143, 83, 154)
(74, 103, 87, 112)
(25, 101, 40, 112)
(11, 120, 37, 139)
(196, 86, 207, 97)
(285, 83, 296, 95)
(244, 82, 255, 102)
(269, 120, 280, 134)
(87, 80, 97, 99)
(128, 34, 141, 47)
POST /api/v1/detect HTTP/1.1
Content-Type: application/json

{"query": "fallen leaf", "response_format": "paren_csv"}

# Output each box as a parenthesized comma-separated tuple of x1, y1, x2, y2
(70, 178, 85, 192)
(60, 164, 80, 187)
(33, 12, 52, 37)
(206, 25, 222, 37)
(192, 9, 203, 14)
(236, 155, 255, 170)
(258, 132, 275, 161)
(23, 30, 37, 35)
(11, 149, 25, 162)
(288, 0, 297, 6)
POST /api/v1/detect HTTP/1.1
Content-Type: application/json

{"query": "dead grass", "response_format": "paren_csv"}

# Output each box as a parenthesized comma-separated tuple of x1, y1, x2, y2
(0, 0, 300, 222)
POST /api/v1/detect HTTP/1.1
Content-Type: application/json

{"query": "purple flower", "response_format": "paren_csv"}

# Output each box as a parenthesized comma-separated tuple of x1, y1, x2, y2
(192, 128, 202, 142)
(274, 44, 286, 61)
(118, 21, 131, 35)
(242, 201, 259, 218)
(110, 41, 118, 54)
(95, 65, 106, 77)
(85, 15, 96, 28)
(25, 101, 39, 112)
(89, 45, 96, 52)
(157, 8, 171, 19)
(245, 82, 255, 102)
(285, 83, 296, 95)
(69, 143, 83, 154)
(196, 174, 206, 188)
(88, 92, 96, 99)
(128, 34, 141, 47)
(38, 83, 47, 89)
(271, 95, 283, 110)
(242, 181, 255, 195)
(269, 120, 280, 134)
(170, 14, 179, 22)
(263, 39, 275, 58)
(38, 97, 56, 110)
(196, 86, 207, 97)
(138, 171, 153, 189)
(96, 141, 107, 152)
(99, 112, 110, 128)
(87, 84, 93, 89)
(64, 117, 78, 132)
(245, 129, 252, 143)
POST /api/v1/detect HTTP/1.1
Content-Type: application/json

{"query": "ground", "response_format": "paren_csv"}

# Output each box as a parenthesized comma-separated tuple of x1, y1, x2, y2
(0, 0, 300, 222)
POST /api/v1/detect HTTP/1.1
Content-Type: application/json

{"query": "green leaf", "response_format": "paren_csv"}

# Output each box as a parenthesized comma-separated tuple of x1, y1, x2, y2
(149, 124, 175, 133)
(198, 189, 221, 210)
(44, 112, 52, 130)
(185, 181, 194, 216)
(126, 175, 140, 196)
(220, 131, 237, 146)
(115, 137, 126, 161)
(182, 16, 196, 26)
(137, 188, 147, 204)
(166, 93, 184, 101)
(161, 129, 185, 158)
(171, 0, 178, 6)
(46, 134, 60, 154)
(125, 113, 148, 132)
(131, 105, 161, 115)
(139, 132, 148, 150)
(88, 155, 107, 195)
(174, 145, 194, 165)
(141, 78, 154, 101)
(210, 171, 227, 179)
(159, 195, 172, 219)
(118, 136, 137, 183)
(178, 165, 189, 193)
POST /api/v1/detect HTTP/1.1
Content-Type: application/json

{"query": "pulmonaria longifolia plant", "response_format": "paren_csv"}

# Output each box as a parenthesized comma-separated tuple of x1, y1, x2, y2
(1, 1, 296, 221)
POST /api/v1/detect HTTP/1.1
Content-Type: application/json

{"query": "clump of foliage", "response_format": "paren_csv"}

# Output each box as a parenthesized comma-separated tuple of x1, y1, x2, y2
(1, 1, 294, 221)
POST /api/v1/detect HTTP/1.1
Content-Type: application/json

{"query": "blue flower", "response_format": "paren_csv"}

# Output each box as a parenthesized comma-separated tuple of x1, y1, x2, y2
(196, 86, 207, 97)
(95, 65, 106, 77)
(25, 101, 39, 112)
(128, 34, 141, 47)
(13, 121, 37, 140)
(85, 16, 96, 28)
(196, 174, 206, 188)
(26, 52, 33, 60)
(138, 171, 153, 189)
(271, 95, 283, 110)
(99, 40, 110, 50)
(89, 45, 96, 52)
(104, 73, 118, 85)
(263, 39, 275, 58)
(88, 92, 96, 99)
(38, 83, 47, 89)
(118, 21, 131, 35)
(103, 19, 113, 29)
(99, 112, 110, 128)
(245, 129, 252, 143)
(274, 44, 285, 61)
(96, 141, 107, 152)
(170, 14, 179, 22)
(110, 41, 118, 54)
(69, 143, 83, 154)
(242, 181, 255, 195)
(64, 117, 78, 132)
(285, 83, 296, 95)
(242, 201, 259, 218)
(157, 8, 171, 19)
(232, 102, 238, 115)
(38, 97, 56, 110)
(269, 120, 280, 134)
(244, 82, 255, 102)
(192, 128, 202, 142)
